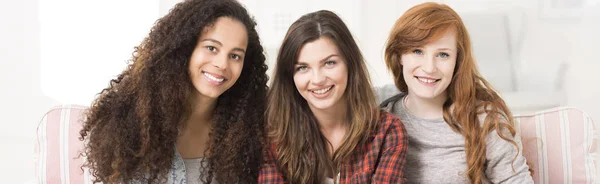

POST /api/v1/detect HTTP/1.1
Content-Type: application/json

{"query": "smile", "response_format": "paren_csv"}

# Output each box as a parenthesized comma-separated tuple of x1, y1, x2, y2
(203, 71, 226, 83)
(311, 86, 333, 94)
(309, 85, 334, 98)
(415, 76, 440, 85)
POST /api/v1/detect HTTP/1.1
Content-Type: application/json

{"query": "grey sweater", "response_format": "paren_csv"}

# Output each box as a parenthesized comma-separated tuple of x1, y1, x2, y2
(378, 87, 533, 183)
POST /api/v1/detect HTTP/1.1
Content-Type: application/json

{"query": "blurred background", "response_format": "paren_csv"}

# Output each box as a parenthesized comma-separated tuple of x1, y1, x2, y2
(1, 0, 599, 183)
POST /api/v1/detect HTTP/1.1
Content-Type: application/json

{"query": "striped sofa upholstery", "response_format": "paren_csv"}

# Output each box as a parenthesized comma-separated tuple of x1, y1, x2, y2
(515, 107, 597, 184)
(35, 105, 93, 184)
(35, 105, 597, 183)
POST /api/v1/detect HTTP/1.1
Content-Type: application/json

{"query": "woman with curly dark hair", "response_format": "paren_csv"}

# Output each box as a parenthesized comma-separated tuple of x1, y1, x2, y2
(78, 0, 268, 183)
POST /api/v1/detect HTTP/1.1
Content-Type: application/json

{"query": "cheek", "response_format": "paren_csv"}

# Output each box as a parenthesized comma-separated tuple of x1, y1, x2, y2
(293, 74, 305, 90)
(400, 57, 415, 73)
(188, 53, 205, 73)
(188, 61, 197, 76)
(338, 68, 349, 85)
(232, 63, 244, 78)
(444, 60, 457, 77)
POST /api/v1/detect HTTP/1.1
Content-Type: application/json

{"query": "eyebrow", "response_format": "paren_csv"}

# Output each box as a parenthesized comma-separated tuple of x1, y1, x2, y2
(437, 48, 455, 52)
(199, 38, 246, 53)
(296, 54, 339, 65)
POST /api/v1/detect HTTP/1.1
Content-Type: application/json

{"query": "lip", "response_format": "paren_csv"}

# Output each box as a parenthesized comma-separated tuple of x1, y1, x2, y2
(202, 71, 227, 86)
(415, 76, 439, 80)
(415, 76, 440, 87)
(309, 85, 334, 99)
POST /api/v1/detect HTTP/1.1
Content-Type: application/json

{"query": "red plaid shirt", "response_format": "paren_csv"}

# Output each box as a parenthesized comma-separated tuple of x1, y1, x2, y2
(259, 111, 408, 183)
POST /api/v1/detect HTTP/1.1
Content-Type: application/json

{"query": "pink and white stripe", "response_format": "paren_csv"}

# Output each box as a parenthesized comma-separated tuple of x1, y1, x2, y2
(516, 107, 597, 184)
(34, 105, 598, 184)
(35, 105, 94, 184)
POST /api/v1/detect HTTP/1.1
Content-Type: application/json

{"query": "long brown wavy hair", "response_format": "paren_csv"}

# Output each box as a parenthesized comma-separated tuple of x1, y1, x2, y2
(79, 0, 268, 183)
(266, 10, 379, 183)
(385, 2, 519, 183)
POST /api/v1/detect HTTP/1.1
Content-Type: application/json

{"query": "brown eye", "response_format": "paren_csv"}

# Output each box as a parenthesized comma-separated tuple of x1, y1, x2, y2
(206, 46, 217, 52)
(230, 54, 241, 60)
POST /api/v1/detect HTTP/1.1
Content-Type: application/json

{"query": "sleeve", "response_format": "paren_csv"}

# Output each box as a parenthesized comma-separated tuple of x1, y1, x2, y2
(485, 128, 534, 184)
(258, 144, 286, 184)
(372, 114, 408, 183)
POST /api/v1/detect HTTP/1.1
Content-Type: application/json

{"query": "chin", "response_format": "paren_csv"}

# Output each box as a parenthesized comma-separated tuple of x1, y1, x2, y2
(413, 92, 440, 100)
(199, 90, 223, 99)
(308, 103, 333, 110)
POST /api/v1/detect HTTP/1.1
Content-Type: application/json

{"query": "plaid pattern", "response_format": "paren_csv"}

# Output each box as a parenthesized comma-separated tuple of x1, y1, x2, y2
(259, 111, 408, 183)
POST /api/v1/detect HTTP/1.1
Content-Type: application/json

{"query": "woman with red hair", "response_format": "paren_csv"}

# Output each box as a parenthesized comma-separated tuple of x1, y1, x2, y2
(380, 2, 533, 183)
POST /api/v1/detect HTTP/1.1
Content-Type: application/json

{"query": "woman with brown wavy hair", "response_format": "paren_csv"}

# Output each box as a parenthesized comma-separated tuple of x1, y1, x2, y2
(380, 2, 533, 183)
(259, 10, 408, 184)
(79, 0, 268, 183)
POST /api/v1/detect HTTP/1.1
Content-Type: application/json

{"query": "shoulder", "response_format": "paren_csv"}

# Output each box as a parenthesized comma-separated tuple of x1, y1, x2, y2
(379, 92, 406, 112)
(375, 111, 407, 138)
(263, 140, 279, 161)
(366, 111, 408, 155)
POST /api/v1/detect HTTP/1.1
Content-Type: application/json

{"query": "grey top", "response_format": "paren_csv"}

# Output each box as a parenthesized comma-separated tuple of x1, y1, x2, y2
(129, 151, 217, 184)
(378, 86, 533, 184)
(183, 158, 206, 184)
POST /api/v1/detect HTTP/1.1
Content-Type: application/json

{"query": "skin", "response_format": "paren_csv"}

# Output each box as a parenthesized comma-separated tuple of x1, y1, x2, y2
(177, 17, 248, 159)
(294, 37, 348, 153)
(401, 29, 457, 119)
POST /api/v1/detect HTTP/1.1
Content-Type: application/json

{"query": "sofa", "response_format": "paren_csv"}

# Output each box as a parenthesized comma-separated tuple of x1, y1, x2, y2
(35, 104, 596, 183)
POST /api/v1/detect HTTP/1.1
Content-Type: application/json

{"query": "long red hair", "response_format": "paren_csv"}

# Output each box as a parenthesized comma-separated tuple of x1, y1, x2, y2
(385, 2, 520, 183)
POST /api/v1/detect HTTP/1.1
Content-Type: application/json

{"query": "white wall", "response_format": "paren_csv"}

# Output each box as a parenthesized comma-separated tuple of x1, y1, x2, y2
(567, 3, 600, 143)
(1, 0, 158, 182)
(0, 0, 59, 182)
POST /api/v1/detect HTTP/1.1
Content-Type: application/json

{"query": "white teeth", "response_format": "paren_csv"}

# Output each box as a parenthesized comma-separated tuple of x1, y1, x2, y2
(203, 72, 224, 82)
(418, 77, 437, 83)
(312, 86, 332, 94)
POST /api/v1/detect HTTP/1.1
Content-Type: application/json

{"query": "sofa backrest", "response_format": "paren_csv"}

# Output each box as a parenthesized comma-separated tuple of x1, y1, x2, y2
(35, 105, 597, 183)
(515, 107, 597, 183)
(35, 105, 93, 184)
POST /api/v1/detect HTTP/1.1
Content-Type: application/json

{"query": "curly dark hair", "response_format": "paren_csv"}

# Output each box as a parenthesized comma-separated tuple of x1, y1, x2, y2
(78, 0, 268, 183)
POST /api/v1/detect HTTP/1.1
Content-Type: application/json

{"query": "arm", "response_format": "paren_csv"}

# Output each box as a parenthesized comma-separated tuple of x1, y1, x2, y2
(258, 144, 286, 184)
(485, 128, 534, 183)
(372, 114, 408, 183)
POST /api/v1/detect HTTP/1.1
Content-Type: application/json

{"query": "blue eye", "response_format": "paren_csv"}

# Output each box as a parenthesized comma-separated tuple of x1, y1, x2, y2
(206, 46, 217, 52)
(324, 61, 336, 66)
(412, 49, 423, 55)
(438, 52, 450, 58)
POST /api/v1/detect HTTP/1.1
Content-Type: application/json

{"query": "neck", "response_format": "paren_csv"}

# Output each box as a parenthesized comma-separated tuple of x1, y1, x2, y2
(405, 93, 447, 119)
(310, 100, 348, 154)
(184, 93, 217, 132)
(310, 101, 347, 131)
(176, 93, 217, 159)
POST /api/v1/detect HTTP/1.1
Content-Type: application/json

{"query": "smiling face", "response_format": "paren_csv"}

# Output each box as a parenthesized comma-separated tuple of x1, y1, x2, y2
(293, 37, 348, 112)
(401, 29, 457, 101)
(188, 17, 248, 99)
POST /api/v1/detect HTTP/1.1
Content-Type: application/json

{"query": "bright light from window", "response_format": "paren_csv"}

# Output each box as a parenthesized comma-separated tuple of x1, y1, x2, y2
(40, 0, 159, 105)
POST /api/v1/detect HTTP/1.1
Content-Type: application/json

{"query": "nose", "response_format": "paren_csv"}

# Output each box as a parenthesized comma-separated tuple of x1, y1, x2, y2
(212, 54, 228, 70)
(310, 69, 326, 85)
(421, 56, 437, 73)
